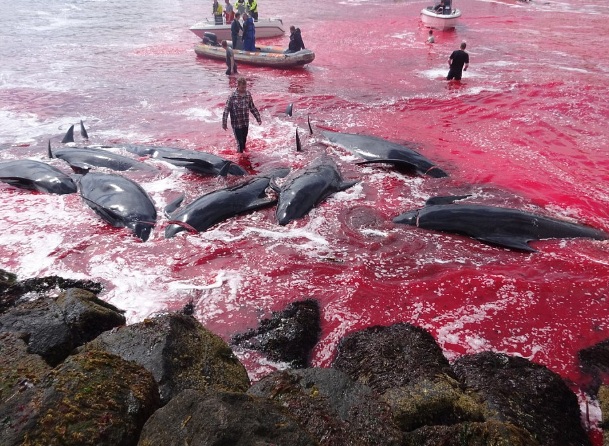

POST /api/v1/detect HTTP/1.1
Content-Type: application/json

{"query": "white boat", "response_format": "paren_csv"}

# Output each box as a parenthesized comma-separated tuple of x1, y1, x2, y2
(189, 18, 285, 40)
(420, 1, 461, 30)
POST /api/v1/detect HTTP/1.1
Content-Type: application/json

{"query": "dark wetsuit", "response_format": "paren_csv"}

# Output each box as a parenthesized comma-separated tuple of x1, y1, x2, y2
(447, 49, 469, 80)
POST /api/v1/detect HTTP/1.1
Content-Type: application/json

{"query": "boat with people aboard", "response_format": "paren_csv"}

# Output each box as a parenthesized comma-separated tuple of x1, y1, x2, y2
(420, 0, 461, 30)
(189, 17, 285, 40)
(194, 34, 315, 69)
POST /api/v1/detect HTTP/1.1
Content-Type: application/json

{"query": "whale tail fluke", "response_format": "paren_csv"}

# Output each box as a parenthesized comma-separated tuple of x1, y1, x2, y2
(48, 140, 54, 159)
(80, 120, 89, 140)
(296, 129, 302, 152)
(286, 103, 293, 117)
(61, 125, 75, 144)
(308, 114, 313, 135)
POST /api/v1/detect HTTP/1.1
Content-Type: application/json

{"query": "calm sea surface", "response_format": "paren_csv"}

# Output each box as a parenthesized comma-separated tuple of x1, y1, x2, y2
(1, 0, 609, 439)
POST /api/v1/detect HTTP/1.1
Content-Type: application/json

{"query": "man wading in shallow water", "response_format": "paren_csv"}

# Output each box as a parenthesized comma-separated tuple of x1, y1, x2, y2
(447, 41, 469, 81)
(222, 77, 262, 153)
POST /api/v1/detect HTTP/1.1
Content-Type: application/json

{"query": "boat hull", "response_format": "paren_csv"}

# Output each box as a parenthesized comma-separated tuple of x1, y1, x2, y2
(194, 43, 315, 68)
(190, 18, 285, 40)
(420, 8, 461, 30)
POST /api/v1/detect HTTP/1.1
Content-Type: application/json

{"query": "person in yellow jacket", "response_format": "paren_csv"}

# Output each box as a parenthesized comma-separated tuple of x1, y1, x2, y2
(246, 0, 258, 21)
(213, 0, 224, 24)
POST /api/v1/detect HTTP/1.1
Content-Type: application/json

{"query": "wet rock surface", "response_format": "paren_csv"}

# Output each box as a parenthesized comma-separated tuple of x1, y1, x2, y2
(232, 298, 321, 368)
(82, 312, 250, 404)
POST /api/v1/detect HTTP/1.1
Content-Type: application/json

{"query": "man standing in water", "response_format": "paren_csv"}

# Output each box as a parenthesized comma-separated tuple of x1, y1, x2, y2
(447, 41, 469, 81)
(222, 77, 262, 153)
(221, 40, 237, 75)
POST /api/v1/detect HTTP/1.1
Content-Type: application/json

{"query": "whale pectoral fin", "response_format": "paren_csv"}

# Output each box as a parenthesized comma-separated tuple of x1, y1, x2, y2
(61, 125, 75, 144)
(476, 235, 537, 252)
(308, 114, 313, 135)
(286, 103, 293, 116)
(164, 193, 186, 217)
(67, 162, 92, 174)
(356, 158, 418, 170)
(48, 140, 54, 159)
(425, 195, 472, 206)
(338, 180, 358, 191)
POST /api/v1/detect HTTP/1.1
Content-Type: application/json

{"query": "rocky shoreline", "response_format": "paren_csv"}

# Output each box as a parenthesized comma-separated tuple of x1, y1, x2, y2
(1, 268, 607, 445)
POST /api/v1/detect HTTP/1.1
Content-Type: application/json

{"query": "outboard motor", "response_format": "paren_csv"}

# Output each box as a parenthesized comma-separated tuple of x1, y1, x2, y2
(203, 32, 219, 46)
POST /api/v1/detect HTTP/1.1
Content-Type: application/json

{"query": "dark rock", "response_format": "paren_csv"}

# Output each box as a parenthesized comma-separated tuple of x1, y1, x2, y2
(0, 288, 125, 366)
(578, 338, 609, 394)
(0, 270, 103, 313)
(332, 322, 455, 393)
(2, 349, 160, 446)
(0, 332, 51, 446)
(453, 351, 591, 446)
(82, 312, 250, 404)
(331, 322, 484, 432)
(248, 367, 403, 445)
(232, 298, 321, 368)
(402, 420, 539, 446)
(137, 388, 317, 446)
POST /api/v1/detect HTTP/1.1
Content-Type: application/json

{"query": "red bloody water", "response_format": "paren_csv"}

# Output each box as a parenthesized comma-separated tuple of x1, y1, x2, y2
(1, 0, 608, 441)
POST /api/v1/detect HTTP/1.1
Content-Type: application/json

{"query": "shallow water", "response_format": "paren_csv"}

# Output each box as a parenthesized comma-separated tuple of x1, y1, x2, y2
(1, 0, 609, 440)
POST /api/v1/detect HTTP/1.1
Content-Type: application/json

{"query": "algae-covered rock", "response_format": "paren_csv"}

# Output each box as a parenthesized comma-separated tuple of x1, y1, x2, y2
(453, 351, 591, 446)
(402, 420, 539, 446)
(248, 367, 403, 445)
(0, 288, 125, 366)
(232, 298, 321, 368)
(83, 312, 250, 403)
(7, 350, 160, 446)
(138, 388, 317, 446)
(384, 374, 484, 431)
(332, 322, 454, 393)
(0, 332, 51, 446)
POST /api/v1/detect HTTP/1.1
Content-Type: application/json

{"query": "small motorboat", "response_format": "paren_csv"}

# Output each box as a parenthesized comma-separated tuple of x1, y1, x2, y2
(421, 0, 461, 30)
(194, 35, 315, 69)
(189, 18, 285, 40)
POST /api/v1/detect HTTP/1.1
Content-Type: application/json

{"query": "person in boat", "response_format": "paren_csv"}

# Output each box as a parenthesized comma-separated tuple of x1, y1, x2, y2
(246, 0, 258, 21)
(242, 12, 256, 51)
(235, 0, 246, 14)
(427, 29, 435, 43)
(231, 12, 243, 50)
(447, 41, 469, 81)
(222, 77, 262, 153)
(284, 26, 305, 53)
(224, 0, 235, 24)
(222, 40, 238, 75)
(434, 0, 445, 13)
(213, 0, 224, 25)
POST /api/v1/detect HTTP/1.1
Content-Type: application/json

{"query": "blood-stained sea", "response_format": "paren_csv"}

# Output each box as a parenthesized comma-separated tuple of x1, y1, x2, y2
(1, 0, 609, 440)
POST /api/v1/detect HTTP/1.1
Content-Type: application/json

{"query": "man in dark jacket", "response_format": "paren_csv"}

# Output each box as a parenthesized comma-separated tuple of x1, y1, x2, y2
(286, 26, 305, 53)
(231, 12, 243, 49)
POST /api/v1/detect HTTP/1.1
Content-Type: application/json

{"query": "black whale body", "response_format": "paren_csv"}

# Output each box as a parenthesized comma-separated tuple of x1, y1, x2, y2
(394, 201, 608, 252)
(123, 145, 246, 176)
(274, 157, 357, 226)
(322, 130, 448, 178)
(0, 159, 77, 194)
(49, 145, 155, 173)
(165, 168, 290, 238)
(78, 172, 157, 241)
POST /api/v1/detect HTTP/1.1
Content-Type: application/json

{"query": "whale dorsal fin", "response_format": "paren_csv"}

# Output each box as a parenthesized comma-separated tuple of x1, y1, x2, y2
(61, 125, 75, 144)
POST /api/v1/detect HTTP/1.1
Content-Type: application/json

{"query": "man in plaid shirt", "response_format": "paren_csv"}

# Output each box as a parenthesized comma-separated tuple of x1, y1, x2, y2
(222, 77, 262, 153)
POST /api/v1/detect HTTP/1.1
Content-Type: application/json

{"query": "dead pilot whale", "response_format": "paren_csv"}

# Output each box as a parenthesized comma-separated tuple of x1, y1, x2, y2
(164, 168, 290, 238)
(393, 196, 608, 252)
(272, 156, 357, 226)
(49, 141, 155, 173)
(0, 159, 77, 194)
(77, 172, 157, 241)
(322, 130, 448, 178)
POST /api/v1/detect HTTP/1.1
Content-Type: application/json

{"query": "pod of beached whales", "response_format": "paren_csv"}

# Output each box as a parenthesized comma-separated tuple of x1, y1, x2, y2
(1, 119, 607, 251)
